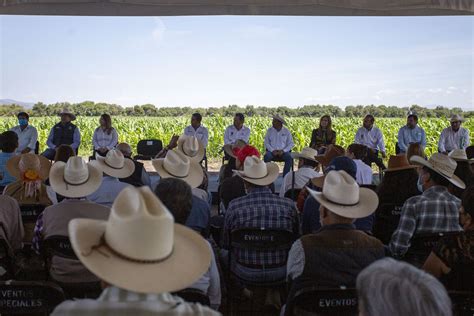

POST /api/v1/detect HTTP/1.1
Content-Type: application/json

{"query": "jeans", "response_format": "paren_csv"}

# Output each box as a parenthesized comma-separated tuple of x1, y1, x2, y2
(362, 148, 386, 170)
(264, 151, 293, 177)
(41, 148, 56, 160)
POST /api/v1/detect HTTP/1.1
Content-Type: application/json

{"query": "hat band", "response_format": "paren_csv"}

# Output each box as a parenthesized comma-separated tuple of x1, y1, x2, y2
(82, 234, 173, 264)
(325, 196, 360, 207)
(104, 159, 125, 170)
(64, 174, 90, 187)
(163, 165, 188, 179)
(242, 168, 269, 179)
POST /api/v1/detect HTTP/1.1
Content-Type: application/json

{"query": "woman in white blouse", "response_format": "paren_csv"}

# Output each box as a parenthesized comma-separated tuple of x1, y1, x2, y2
(93, 114, 118, 156)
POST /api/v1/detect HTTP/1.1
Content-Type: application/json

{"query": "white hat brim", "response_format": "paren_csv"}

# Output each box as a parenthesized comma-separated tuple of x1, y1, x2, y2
(68, 219, 211, 294)
(49, 162, 103, 198)
(233, 162, 280, 186)
(410, 155, 466, 189)
(152, 159, 204, 188)
(290, 152, 317, 162)
(177, 138, 205, 163)
(308, 187, 378, 219)
(94, 156, 135, 179)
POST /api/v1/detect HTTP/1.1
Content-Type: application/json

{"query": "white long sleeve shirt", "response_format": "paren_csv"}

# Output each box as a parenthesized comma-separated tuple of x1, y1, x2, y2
(10, 125, 38, 154)
(224, 125, 251, 145)
(264, 126, 294, 152)
(184, 125, 209, 148)
(438, 126, 470, 153)
(354, 126, 386, 152)
(93, 127, 119, 150)
(279, 167, 322, 197)
(353, 159, 373, 185)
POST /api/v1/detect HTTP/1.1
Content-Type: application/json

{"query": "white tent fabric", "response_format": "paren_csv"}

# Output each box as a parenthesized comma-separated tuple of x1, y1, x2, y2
(0, 0, 473, 16)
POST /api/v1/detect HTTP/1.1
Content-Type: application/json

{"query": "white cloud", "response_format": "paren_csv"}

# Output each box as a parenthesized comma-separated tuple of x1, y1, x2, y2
(151, 18, 166, 42)
(235, 24, 283, 39)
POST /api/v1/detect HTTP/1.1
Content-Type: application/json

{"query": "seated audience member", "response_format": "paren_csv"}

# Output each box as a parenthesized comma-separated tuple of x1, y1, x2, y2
(302, 157, 375, 235)
(448, 149, 473, 198)
(53, 144, 75, 163)
(221, 156, 299, 283)
(92, 114, 118, 157)
(389, 153, 465, 258)
(33, 156, 109, 283)
(357, 258, 452, 316)
(279, 147, 321, 198)
(466, 145, 474, 159)
(87, 149, 134, 208)
(42, 110, 81, 160)
(219, 139, 247, 183)
(0, 195, 24, 251)
(263, 114, 295, 177)
(406, 142, 426, 162)
(153, 150, 210, 236)
(0, 131, 18, 189)
(116, 142, 151, 188)
(346, 143, 372, 185)
(287, 171, 384, 292)
(423, 186, 474, 291)
(373, 155, 420, 244)
(155, 178, 221, 310)
(51, 186, 220, 316)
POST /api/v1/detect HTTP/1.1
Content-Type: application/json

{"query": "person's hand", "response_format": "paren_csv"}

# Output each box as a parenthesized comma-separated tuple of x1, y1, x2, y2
(98, 148, 107, 153)
(21, 148, 31, 154)
(167, 135, 179, 149)
(155, 148, 168, 159)
(272, 150, 279, 156)
(381, 151, 387, 158)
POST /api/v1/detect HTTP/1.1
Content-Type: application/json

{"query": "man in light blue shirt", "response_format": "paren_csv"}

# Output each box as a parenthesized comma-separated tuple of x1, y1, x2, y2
(397, 112, 427, 154)
(0, 131, 18, 187)
(10, 112, 38, 154)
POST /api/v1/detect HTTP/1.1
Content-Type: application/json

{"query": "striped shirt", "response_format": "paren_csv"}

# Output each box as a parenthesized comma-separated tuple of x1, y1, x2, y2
(389, 186, 462, 258)
(223, 187, 298, 267)
(51, 286, 220, 316)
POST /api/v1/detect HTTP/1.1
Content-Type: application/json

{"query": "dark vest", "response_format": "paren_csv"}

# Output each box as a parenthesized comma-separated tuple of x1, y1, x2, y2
(119, 160, 144, 187)
(52, 122, 77, 147)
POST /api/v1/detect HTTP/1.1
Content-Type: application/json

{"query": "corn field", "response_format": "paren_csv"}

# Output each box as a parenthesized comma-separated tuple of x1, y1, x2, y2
(0, 116, 472, 159)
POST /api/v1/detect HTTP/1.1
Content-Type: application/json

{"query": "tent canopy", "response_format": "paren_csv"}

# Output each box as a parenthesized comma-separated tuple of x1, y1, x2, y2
(1, 0, 473, 16)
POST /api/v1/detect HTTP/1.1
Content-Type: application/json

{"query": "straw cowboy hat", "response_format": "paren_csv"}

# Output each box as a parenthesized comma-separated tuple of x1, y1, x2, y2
(385, 155, 417, 172)
(223, 139, 247, 158)
(49, 157, 103, 198)
(272, 114, 286, 125)
(6, 153, 51, 180)
(308, 170, 378, 219)
(152, 150, 204, 188)
(176, 135, 205, 163)
(233, 156, 279, 186)
(410, 153, 466, 189)
(450, 114, 465, 123)
(59, 109, 76, 121)
(93, 149, 135, 179)
(291, 147, 318, 162)
(448, 149, 474, 163)
(314, 144, 345, 167)
(68, 186, 211, 294)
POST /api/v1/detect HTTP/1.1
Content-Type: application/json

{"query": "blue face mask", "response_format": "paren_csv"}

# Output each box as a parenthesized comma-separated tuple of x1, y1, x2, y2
(417, 174, 424, 192)
(18, 118, 28, 126)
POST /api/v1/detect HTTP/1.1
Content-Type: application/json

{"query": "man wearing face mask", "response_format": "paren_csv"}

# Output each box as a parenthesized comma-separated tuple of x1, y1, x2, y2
(10, 112, 38, 155)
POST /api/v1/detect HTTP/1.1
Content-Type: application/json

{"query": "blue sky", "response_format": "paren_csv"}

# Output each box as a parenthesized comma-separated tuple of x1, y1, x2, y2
(0, 15, 472, 109)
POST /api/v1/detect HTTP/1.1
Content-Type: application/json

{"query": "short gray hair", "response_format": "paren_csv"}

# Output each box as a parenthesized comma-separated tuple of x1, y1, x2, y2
(356, 258, 452, 316)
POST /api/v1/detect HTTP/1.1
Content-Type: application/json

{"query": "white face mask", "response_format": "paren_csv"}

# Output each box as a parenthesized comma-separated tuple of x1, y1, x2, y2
(417, 173, 424, 193)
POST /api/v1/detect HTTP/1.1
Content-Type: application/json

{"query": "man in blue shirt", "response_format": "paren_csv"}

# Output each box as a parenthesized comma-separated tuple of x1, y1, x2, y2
(0, 131, 18, 188)
(10, 112, 38, 154)
(397, 112, 427, 154)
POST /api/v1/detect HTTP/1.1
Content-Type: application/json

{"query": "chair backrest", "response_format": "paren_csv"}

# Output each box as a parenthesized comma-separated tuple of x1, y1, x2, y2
(173, 288, 210, 306)
(286, 286, 358, 316)
(34, 141, 39, 154)
(135, 139, 163, 159)
(373, 203, 403, 244)
(0, 281, 66, 315)
(20, 204, 47, 224)
(405, 231, 461, 265)
(230, 228, 296, 252)
(41, 235, 77, 261)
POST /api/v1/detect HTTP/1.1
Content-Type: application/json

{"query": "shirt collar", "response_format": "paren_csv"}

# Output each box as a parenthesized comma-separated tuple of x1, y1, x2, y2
(98, 286, 174, 302)
(248, 186, 272, 195)
(423, 185, 448, 196)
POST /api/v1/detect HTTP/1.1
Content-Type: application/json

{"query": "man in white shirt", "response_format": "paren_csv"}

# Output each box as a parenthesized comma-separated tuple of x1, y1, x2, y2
(10, 112, 38, 154)
(264, 114, 295, 176)
(346, 144, 373, 185)
(438, 114, 470, 154)
(279, 147, 321, 197)
(184, 112, 209, 149)
(354, 114, 386, 170)
(224, 113, 251, 145)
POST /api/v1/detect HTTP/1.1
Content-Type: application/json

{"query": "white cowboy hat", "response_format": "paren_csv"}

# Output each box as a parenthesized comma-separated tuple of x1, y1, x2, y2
(68, 186, 211, 294)
(93, 149, 135, 179)
(59, 109, 76, 121)
(233, 156, 279, 186)
(152, 150, 204, 188)
(49, 157, 103, 198)
(307, 170, 378, 219)
(291, 147, 318, 162)
(450, 114, 465, 123)
(272, 114, 286, 125)
(448, 149, 474, 163)
(176, 135, 205, 163)
(410, 153, 466, 189)
(6, 153, 51, 180)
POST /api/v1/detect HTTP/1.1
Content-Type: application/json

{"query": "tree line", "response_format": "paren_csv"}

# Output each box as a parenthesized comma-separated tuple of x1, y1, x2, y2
(0, 101, 472, 118)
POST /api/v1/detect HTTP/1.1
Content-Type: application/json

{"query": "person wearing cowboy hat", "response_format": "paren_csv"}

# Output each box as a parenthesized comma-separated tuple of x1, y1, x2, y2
(51, 186, 220, 316)
(286, 171, 384, 299)
(32, 156, 110, 284)
(221, 156, 299, 285)
(447, 149, 473, 199)
(87, 149, 135, 208)
(263, 114, 295, 177)
(438, 114, 470, 154)
(183, 112, 209, 149)
(397, 111, 427, 154)
(116, 142, 152, 188)
(42, 109, 81, 160)
(389, 153, 466, 259)
(279, 147, 321, 198)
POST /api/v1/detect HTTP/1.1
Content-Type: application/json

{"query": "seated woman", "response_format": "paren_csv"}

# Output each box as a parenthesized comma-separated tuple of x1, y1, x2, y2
(0, 131, 19, 190)
(309, 115, 336, 154)
(423, 186, 474, 291)
(92, 114, 118, 157)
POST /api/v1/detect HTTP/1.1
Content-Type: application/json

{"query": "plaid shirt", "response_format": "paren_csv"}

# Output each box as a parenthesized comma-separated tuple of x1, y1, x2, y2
(389, 186, 462, 257)
(223, 187, 298, 267)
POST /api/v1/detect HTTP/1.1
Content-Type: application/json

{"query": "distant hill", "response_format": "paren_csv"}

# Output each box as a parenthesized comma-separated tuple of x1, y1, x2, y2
(0, 99, 34, 109)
